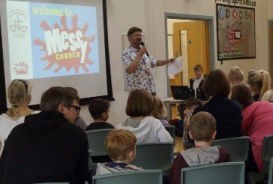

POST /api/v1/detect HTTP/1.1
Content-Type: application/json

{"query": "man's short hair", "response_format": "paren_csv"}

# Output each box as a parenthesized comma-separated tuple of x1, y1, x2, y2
(127, 27, 142, 37)
(189, 111, 216, 141)
(105, 129, 137, 161)
(203, 69, 230, 97)
(126, 89, 153, 117)
(88, 98, 110, 119)
(40, 87, 79, 112)
(194, 64, 203, 72)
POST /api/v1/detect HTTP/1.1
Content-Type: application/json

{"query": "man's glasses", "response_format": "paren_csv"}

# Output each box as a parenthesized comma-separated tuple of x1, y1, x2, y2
(69, 105, 81, 113)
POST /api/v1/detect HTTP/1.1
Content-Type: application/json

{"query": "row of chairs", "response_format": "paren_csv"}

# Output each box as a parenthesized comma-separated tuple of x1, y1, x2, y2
(86, 126, 175, 171)
(93, 158, 273, 184)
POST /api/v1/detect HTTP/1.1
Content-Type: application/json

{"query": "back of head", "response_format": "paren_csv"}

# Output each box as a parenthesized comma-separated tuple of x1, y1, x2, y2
(126, 89, 153, 117)
(105, 129, 137, 161)
(185, 97, 201, 108)
(247, 69, 271, 99)
(203, 69, 230, 98)
(152, 96, 167, 119)
(127, 26, 142, 37)
(230, 83, 253, 109)
(261, 89, 273, 103)
(40, 87, 79, 112)
(7, 79, 32, 119)
(189, 112, 216, 142)
(88, 98, 110, 119)
(228, 66, 244, 84)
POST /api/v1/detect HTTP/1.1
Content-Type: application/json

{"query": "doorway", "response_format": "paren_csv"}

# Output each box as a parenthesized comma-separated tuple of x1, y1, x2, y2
(165, 14, 215, 119)
(269, 21, 273, 87)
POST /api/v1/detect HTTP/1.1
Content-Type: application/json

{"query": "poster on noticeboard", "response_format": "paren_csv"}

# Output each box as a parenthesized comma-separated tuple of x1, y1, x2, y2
(216, 4, 256, 60)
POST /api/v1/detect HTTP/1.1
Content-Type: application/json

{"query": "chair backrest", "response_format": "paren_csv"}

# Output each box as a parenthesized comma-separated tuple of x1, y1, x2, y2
(181, 162, 245, 184)
(211, 136, 250, 162)
(132, 143, 174, 170)
(85, 129, 112, 157)
(93, 170, 162, 184)
(262, 135, 273, 172)
(268, 157, 273, 184)
(165, 126, 175, 138)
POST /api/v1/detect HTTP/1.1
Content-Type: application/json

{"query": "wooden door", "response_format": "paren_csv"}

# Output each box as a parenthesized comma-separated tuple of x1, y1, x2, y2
(170, 20, 210, 86)
(169, 20, 210, 120)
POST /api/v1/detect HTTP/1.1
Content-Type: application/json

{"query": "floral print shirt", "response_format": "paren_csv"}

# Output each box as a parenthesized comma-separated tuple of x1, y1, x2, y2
(121, 46, 157, 94)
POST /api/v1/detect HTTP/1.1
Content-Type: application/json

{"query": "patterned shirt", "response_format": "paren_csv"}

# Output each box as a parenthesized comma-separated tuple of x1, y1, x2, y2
(121, 46, 157, 94)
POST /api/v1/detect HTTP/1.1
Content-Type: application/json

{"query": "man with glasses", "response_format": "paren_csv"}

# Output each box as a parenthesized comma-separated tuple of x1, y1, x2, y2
(122, 26, 174, 95)
(0, 87, 89, 183)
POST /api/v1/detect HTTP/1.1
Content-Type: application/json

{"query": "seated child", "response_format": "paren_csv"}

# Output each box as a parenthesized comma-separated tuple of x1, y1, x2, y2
(169, 111, 230, 184)
(178, 97, 201, 149)
(85, 98, 114, 130)
(96, 129, 143, 175)
(152, 96, 169, 126)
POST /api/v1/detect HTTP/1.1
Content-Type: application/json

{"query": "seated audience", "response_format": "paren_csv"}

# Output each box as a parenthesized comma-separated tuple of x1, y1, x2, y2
(231, 84, 273, 172)
(247, 69, 271, 101)
(189, 64, 207, 100)
(227, 66, 244, 87)
(117, 89, 173, 143)
(194, 69, 242, 139)
(152, 96, 169, 126)
(0, 79, 36, 156)
(85, 98, 114, 130)
(169, 112, 230, 184)
(261, 89, 273, 102)
(96, 129, 142, 174)
(0, 87, 89, 183)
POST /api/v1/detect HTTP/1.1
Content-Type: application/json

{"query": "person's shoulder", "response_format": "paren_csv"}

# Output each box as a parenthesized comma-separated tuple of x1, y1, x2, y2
(217, 146, 231, 162)
(85, 122, 114, 131)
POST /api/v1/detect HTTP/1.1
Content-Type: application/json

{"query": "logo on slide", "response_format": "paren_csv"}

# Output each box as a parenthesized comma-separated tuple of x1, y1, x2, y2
(33, 15, 95, 73)
(13, 61, 29, 75)
(8, 9, 28, 37)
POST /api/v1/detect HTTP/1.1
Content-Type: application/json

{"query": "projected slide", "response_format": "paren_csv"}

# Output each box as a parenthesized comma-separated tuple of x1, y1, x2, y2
(7, 1, 100, 80)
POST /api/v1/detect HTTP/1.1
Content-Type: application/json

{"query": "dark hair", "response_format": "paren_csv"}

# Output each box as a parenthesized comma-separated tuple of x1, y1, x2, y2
(126, 89, 153, 117)
(231, 84, 253, 109)
(203, 69, 230, 97)
(177, 97, 201, 116)
(40, 87, 79, 112)
(189, 111, 216, 141)
(194, 64, 203, 72)
(127, 27, 142, 37)
(88, 98, 110, 119)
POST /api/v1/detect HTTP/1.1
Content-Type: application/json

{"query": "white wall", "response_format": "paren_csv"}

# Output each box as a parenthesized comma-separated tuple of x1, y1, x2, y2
(80, 0, 272, 126)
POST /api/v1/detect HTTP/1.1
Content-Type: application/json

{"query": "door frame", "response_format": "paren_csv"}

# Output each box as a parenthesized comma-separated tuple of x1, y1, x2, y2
(269, 20, 273, 87)
(164, 13, 215, 96)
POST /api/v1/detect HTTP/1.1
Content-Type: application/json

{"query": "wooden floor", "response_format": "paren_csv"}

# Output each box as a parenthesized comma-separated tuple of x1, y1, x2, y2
(174, 136, 183, 153)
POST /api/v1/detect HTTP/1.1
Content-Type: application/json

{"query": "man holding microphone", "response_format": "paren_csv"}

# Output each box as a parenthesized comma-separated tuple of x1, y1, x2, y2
(122, 26, 174, 95)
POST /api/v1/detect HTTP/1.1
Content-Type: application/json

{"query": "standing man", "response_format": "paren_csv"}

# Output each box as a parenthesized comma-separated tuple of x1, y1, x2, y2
(122, 26, 174, 95)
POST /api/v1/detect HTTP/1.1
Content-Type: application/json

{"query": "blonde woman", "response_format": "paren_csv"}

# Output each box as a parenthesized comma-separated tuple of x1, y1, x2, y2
(261, 89, 273, 102)
(0, 79, 35, 155)
(247, 69, 271, 101)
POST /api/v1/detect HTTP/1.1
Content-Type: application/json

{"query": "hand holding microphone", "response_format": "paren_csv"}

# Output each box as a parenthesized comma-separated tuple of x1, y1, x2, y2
(139, 41, 149, 57)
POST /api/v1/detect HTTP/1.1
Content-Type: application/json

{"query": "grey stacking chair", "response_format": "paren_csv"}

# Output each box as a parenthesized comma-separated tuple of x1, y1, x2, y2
(212, 136, 250, 162)
(249, 135, 273, 184)
(93, 170, 162, 184)
(132, 142, 174, 170)
(165, 125, 175, 138)
(181, 162, 245, 184)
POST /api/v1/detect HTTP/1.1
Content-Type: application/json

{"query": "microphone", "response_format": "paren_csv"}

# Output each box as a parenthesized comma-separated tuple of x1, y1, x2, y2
(140, 41, 149, 57)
